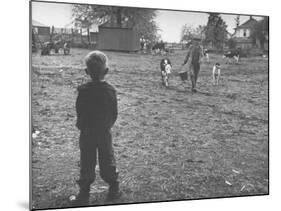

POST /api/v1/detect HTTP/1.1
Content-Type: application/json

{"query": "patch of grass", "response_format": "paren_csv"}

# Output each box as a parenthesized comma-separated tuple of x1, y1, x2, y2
(31, 49, 268, 209)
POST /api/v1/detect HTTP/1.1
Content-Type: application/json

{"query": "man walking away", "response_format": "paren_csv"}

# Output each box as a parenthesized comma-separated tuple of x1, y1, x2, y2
(181, 36, 204, 93)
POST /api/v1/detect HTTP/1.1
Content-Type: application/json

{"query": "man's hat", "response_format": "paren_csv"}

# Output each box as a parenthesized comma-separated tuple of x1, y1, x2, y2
(192, 35, 202, 41)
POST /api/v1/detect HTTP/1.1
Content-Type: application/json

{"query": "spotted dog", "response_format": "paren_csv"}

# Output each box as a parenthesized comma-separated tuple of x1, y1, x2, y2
(160, 58, 172, 87)
(212, 63, 221, 85)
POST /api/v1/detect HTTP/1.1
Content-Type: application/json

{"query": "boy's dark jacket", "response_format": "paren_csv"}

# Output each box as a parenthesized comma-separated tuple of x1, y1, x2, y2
(76, 81, 117, 134)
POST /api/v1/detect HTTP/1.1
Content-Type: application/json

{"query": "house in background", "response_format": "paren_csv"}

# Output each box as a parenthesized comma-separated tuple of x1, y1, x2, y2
(32, 20, 50, 43)
(233, 16, 258, 49)
(233, 16, 268, 51)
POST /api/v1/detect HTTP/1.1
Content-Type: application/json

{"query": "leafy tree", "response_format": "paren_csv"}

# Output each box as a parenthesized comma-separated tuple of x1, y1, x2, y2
(180, 25, 194, 42)
(72, 5, 160, 42)
(204, 13, 228, 49)
(250, 17, 269, 50)
(126, 9, 160, 42)
(180, 24, 206, 42)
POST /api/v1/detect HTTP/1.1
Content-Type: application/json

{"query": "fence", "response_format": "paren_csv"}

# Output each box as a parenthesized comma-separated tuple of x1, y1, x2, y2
(33, 27, 99, 49)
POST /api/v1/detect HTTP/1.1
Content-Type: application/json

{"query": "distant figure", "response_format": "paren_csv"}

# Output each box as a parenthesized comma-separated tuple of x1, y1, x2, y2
(212, 63, 221, 85)
(181, 36, 204, 92)
(140, 37, 145, 51)
(145, 40, 152, 53)
(41, 42, 52, 55)
(203, 48, 210, 63)
(71, 51, 121, 206)
(53, 40, 62, 53)
(41, 40, 65, 56)
(63, 41, 70, 55)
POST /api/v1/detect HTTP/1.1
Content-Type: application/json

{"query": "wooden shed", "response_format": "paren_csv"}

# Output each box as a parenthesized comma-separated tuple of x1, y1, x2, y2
(233, 17, 259, 50)
(32, 20, 50, 43)
(98, 23, 140, 52)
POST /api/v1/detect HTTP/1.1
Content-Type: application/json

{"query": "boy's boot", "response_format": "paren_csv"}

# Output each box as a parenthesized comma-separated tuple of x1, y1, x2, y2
(106, 181, 121, 201)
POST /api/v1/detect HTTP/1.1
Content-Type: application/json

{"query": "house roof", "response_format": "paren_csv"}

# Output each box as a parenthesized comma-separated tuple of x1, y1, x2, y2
(32, 20, 49, 28)
(236, 17, 258, 29)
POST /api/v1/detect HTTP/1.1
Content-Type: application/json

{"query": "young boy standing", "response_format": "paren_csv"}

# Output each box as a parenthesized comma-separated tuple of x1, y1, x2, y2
(72, 51, 120, 205)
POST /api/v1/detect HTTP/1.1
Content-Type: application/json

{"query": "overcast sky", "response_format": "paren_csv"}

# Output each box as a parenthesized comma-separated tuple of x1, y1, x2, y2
(32, 1, 263, 42)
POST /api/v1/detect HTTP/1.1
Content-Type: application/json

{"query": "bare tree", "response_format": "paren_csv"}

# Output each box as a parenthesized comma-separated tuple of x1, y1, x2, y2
(180, 24, 206, 42)
(235, 15, 240, 28)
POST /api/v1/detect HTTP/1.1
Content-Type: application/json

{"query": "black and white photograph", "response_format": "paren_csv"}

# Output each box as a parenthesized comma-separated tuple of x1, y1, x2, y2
(30, 0, 269, 210)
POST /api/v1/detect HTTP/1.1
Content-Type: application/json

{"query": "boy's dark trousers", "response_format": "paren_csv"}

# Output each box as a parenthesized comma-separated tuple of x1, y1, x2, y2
(76, 129, 119, 202)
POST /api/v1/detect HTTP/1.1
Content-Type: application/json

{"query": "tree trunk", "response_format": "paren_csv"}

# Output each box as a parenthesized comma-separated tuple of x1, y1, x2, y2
(50, 26, 54, 42)
(87, 28, 90, 45)
(116, 7, 122, 27)
(71, 28, 74, 44)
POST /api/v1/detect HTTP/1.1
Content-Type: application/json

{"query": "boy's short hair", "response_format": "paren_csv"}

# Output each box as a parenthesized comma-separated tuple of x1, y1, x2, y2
(85, 51, 109, 75)
(215, 62, 220, 66)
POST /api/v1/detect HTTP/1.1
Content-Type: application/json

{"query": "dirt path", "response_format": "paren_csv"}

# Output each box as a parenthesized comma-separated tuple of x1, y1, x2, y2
(31, 49, 268, 209)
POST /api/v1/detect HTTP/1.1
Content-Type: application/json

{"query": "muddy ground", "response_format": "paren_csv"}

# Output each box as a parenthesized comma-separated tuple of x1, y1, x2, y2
(31, 48, 268, 210)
